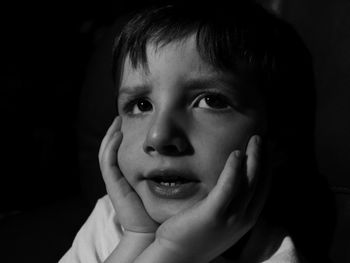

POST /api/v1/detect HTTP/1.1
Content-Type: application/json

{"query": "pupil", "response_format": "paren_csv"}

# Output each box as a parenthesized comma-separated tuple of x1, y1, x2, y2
(138, 100, 151, 111)
(206, 96, 225, 108)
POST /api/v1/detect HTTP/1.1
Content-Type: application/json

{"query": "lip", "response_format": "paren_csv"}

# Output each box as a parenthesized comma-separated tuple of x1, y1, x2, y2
(144, 169, 200, 199)
(145, 168, 199, 181)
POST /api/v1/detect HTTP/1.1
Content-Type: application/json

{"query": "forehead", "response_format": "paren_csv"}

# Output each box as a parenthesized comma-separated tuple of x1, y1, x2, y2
(118, 35, 265, 113)
(120, 35, 229, 87)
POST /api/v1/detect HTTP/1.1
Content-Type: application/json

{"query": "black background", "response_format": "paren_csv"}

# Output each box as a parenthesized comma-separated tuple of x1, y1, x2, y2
(1, 1, 350, 262)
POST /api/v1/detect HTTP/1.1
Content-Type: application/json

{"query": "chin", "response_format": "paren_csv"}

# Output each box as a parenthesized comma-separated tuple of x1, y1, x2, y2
(145, 201, 184, 223)
(143, 196, 203, 224)
(137, 182, 209, 223)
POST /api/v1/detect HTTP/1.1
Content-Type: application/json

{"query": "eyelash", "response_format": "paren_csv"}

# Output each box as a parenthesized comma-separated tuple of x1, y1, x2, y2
(121, 97, 151, 116)
(193, 92, 232, 110)
(120, 92, 233, 116)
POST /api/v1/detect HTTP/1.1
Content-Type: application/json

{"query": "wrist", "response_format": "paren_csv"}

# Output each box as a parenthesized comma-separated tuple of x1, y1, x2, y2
(104, 231, 156, 263)
(153, 237, 210, 263)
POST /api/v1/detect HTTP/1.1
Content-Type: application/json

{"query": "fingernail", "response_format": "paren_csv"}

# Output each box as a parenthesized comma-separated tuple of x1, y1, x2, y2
(114, 130, 122, 137)
(234, 150, 242, 158)
(255, 135, 261, 145)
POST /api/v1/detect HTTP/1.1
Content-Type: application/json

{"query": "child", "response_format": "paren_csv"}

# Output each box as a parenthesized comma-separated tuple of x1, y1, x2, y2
(60, 2, 333, 262)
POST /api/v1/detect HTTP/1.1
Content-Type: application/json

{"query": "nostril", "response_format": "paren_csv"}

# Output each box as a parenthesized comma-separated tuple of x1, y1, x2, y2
(142, 120, 194, 155)
(144, 143, 192, 156)
(144, 145, 155, 153)
(145, 144, 181, 155)
(161, 144, 182, 155)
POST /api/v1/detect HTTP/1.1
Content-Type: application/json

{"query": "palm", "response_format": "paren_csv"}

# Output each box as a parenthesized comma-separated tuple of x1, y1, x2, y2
(109, 173, 159, 233)
(157, 198, 246, 261)
(155, 136, 266, 262)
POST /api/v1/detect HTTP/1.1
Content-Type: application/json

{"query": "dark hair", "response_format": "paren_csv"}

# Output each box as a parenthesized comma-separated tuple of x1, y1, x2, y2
(112, 2, 314, 147)
(112, 2, 334, 262)
(112, 2, 277, 86)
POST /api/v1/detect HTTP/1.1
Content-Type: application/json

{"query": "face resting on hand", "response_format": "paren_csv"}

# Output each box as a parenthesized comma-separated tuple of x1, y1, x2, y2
(117, 35, 266, 223)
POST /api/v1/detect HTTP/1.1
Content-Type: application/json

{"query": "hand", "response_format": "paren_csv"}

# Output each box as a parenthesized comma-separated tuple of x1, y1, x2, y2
(98, 116, 159, 234)
(155, 135, 268, 263)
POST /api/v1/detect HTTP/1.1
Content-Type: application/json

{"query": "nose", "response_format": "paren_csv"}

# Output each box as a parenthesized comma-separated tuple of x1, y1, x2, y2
(143, 111, 192, 156)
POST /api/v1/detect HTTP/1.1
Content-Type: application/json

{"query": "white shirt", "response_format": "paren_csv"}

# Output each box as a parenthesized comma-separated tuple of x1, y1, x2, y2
(59, 195, 302, 263)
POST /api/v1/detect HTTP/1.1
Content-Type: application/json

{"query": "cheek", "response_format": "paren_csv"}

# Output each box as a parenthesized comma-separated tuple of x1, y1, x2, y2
(195, 118, 255, 154)
(192, 119, 257, 187)
(117, 122, 145, 183)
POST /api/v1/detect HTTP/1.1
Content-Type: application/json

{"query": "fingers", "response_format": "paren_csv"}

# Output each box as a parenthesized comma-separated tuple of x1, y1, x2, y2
(208, 135, 262, 216)
(246, 135, 261, 186)
(98, 117, 159, 233)
(240, 135, 268, 225)
(98, 116, 122, 162)
(208, 150, 243, 214)
(245, 168, 270, 222)
(243, 134, 272, 226)
(98, 116, 127, 197)
(99, 118, 135, 205)
(101, 130, 123, 184)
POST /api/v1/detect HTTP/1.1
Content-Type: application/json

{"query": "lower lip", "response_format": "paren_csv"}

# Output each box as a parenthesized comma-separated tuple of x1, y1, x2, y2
(146, 180, 200, 199)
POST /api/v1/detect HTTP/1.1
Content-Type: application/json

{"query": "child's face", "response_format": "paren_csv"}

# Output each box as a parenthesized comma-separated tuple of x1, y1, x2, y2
(117, 35, 265, 223)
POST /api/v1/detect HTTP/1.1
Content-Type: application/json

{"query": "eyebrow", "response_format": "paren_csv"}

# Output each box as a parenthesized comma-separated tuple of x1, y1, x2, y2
(118, 84, 151, 97)
(181, 75, 239, 93)
(118, 75, 239, 96)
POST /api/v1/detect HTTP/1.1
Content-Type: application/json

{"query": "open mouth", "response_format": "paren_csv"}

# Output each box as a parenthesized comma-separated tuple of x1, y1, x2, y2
(145, 169, 200, 199)
(151, 175, 192, 187)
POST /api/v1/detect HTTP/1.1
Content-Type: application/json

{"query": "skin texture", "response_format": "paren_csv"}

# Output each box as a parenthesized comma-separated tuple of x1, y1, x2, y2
(99, 118, 267, 263)
(99, 35, 269, 262)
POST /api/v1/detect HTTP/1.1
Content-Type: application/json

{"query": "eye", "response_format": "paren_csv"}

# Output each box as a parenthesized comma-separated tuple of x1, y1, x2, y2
(195, 94, 230, 110)
(125, 98, 153, 115)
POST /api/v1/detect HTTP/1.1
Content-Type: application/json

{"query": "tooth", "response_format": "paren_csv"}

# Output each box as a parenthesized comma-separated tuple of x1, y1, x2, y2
(170, 182, 176, 187)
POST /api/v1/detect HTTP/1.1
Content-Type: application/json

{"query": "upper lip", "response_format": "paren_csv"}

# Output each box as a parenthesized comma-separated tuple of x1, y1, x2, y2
(144, 168, 199, 182)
